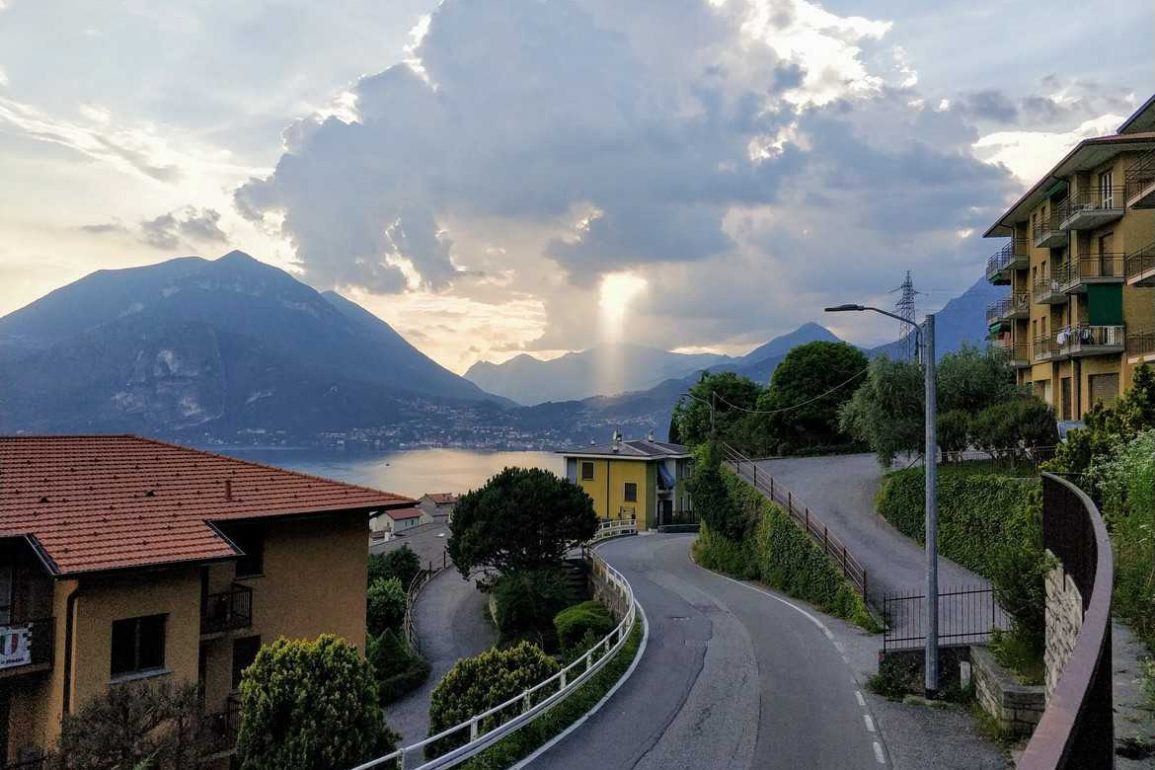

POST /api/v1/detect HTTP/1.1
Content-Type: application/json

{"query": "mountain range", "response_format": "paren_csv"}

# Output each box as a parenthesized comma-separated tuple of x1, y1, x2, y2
(0, 252, 1000, 447)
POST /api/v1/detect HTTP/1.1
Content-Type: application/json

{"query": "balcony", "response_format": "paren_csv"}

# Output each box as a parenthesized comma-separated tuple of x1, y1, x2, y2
(1128, 329, 1155, 363)
(0, 617, 54, 679)
(984, 239, 1029, 285)
(200, 584, 253, 636)
(1059, 187, 1125, 230)
(985, 293, 1030, 327)
(1057, 254, 1125, 294)
(1033, 214, 1067, 249)
(199, 694, 242, 758)
(1125, 241, 1155, 287)
(993, 336, 1031, 368)
(1032, 273, 1067, 305)
(1125, 150, 1155, 209)
(1058, 325, 1126, 358)
(1033, 336, 1059, 363)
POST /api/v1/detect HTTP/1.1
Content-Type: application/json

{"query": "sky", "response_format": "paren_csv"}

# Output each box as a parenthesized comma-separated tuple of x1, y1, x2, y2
(0, 0, 1150, 373)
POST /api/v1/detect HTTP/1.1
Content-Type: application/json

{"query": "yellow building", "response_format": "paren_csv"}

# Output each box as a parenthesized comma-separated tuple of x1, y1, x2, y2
(560, 435, 693, 530)
(983, 94, 1155, 420)
(0, 435, 413, 768)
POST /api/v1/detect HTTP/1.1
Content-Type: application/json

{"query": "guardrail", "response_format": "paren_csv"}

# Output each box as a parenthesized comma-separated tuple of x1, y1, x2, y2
(402, 566, 445, 657)
(351, 549, 638, 770)
(1018, 473, 1114, 770)
(720, 443, 869, 599)
(589, 518, 639, 542)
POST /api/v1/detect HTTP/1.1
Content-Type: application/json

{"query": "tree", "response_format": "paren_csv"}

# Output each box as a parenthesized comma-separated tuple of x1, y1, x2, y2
(936, 344, 1020, 413)
(970, 398, 1057, 464)
(670, 371, 761, 447)
(367, 628, 431, 705)
(448, 467, 597, 579)
(936, 410, 971, 463)
(427, 642, 560, 757)
(491, 569, 575, 646)
(45, 681, 201, 770)
(686, 443, 750, 539)
(367, 576, 407, 636)
(839, 356, 924, 467)
(236, 635, 395, 770)
(369, 545, 421, 588)
(748, 341, 868, 454)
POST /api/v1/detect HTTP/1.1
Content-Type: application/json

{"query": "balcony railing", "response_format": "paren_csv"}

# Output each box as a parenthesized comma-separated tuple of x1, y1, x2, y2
(1059, 187, 1125, 230)
(1032, 273, 1066, 305)
(199, 694, 242, 757)
(1058, 325, 1126, 358)
(1127, 329, 1155, 360)
(1033, 336, 1059, 362)
(993, 336, 1030, 368)
(1033, 212, 1067, 248)
(1124, 149, 1155, 209)
(201, 584, 253, 635)
(985, 293, 1030, 326)
(1057, 254, 1125, 293)
(1125, 241, 1155, 287)
(984, 238, 1029, 285)
(0, 617, 54, 677)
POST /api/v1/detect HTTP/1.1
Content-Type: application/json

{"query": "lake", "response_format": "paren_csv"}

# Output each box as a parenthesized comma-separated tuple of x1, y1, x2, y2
(220, 447, 563, 498)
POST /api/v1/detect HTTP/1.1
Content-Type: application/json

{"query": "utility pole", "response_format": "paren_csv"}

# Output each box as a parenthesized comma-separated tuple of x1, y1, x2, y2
(923, 313, 939, 697)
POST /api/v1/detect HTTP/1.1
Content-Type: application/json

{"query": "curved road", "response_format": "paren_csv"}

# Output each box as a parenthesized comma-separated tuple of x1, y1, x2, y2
(529, 534, 886, 770)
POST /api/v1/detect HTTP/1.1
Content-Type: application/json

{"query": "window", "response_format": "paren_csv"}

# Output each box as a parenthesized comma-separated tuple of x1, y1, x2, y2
(229, 525, 264, 578)
(623, 482, 638, 503)
(1099, 171, 1114, 208)
(580, 462, 594, 481)
(232, 636, 262, 689)
(111, 614, 166, 678)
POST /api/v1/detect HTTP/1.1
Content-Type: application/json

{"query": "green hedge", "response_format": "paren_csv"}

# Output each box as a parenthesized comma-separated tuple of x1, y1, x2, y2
(554, 601, 615, 651)
(876, 465, 1039, 578)
(692, 468, 877, 630)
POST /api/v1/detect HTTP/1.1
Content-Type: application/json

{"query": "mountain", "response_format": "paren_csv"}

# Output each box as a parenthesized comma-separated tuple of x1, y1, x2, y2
(465, 344, 732, 405)
(868, 277, 1002, 360)
(0, 251, 502, 437)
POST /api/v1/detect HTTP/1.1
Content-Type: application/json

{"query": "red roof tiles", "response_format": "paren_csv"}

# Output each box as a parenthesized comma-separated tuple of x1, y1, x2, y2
(385, 506, 423, 521)
(0, 435, 414, 576)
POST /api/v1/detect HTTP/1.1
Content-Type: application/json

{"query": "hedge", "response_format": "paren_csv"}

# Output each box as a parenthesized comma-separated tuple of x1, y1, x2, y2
(554, 601, 615, 651)
(692, 467, 877, 630)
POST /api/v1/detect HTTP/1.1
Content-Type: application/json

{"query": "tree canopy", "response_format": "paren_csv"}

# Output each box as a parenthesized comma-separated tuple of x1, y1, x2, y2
(447, 467, 598, 579)
(670, 371, 761, 447)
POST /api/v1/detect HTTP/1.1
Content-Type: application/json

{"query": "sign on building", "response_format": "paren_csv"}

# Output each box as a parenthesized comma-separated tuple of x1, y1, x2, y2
(0, 624, 32, 669)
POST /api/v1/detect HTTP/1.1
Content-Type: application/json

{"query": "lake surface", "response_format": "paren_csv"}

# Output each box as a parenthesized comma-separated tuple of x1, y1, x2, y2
(221, 447, 563, 498)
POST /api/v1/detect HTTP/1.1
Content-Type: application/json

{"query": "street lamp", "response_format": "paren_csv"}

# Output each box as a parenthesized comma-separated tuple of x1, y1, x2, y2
(679, 391, 716, 437)
(826, 304, 939, 698)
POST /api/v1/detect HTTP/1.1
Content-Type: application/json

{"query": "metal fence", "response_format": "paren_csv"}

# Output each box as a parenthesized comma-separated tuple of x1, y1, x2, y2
(351, 548, 639, 770)
(402, 566, 445, 657)
(881, 586, 1010, 652)
(721, 443, 869, 599)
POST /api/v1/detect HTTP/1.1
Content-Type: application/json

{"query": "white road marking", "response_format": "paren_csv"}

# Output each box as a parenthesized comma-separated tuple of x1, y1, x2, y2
(864, 714, 875, 733)
(873, 741, 886, 764)
(855, 690, 866, 707)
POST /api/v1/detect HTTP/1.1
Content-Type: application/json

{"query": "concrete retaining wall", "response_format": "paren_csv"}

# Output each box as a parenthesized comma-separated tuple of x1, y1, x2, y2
(589, 556, 629, 621)
(971, 646, 1045, 736)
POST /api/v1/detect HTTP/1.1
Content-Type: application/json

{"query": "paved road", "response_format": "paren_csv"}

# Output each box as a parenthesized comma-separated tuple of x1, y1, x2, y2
(384, 568, 495, 745)
(749, 454, 988, 602)
(529, 534, 885, 770)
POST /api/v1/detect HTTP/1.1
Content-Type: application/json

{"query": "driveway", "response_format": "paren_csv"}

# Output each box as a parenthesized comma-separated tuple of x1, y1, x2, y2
(383, 567, 495, 745)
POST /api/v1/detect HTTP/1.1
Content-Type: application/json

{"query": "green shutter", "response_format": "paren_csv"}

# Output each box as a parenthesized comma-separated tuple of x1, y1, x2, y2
(1086, 284, 1123, 325)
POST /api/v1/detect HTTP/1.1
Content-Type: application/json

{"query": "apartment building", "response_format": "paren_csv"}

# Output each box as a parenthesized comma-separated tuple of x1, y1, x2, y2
(0, 435, 413, 768)
(984, 94, 1155, 421)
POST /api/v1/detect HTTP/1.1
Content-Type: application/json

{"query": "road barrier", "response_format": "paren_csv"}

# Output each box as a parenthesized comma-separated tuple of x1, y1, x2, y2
(351, 548, 639, 770)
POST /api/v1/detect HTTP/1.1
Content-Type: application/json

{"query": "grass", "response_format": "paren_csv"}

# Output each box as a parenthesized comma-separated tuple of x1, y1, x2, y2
(456, 620, 644, 770)
(989, 630, 1045, 686)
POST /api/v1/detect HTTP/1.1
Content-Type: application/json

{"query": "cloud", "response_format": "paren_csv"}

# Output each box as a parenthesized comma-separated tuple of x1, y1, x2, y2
(77, 222, 129, 235)
(140, 207, 228, 251)
(234, 0, 1024, 358)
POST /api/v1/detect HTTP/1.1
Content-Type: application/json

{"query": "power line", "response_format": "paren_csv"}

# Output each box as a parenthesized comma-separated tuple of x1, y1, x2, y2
(706, 366, 869, 416)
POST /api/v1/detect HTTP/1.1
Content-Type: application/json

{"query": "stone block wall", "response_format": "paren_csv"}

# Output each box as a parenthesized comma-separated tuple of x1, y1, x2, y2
(1044, 556, 1084, 697)
(971, 646, 1045, 736)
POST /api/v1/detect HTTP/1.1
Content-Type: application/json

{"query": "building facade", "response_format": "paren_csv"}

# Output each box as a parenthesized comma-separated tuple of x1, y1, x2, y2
(560, 436, 693, 530)
(984, 95, 1155, 421)
(0, 435, 412, 768)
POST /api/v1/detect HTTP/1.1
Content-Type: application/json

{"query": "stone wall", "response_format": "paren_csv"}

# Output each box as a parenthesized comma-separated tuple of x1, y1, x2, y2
(971, 646, 1046, 736)
(588, 556, 630, 621)
(1044, 555, 1084, 697)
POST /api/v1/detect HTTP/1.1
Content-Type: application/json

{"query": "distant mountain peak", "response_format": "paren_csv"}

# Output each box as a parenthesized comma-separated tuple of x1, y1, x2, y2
(218, 249, 258, 263)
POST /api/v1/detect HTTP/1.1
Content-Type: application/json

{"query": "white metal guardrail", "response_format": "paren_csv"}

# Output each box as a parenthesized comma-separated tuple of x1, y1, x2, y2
(588, 518, 638, 543)
(350, 550, 638, 770)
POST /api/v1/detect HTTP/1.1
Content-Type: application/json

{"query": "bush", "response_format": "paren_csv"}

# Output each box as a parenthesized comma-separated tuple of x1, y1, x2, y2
(686, 443, 753, 539)
(237, 635, 395, 770)
(970, 398, 1057, 464)
(367, 628, 431, 705)
(427, 642, 560, 758)
(369, 545, 422, 588)
(692, 466, 876, 630)
(367, 576, 407, 636)
(937, 409, 971, 462)
(554, 601, 615, 651)
(492, 569, 575, 647)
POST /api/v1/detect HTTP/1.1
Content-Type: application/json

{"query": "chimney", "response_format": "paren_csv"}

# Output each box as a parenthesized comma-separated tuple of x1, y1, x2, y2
(647, 431, 655, 441)
(225, 479, 233, 502)
(612, 430, 622, 452)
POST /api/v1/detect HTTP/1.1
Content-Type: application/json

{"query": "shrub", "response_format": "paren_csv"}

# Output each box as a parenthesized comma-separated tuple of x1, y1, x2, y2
(427, 642, 560, 758)
(369, 545, 422, 588)
(492, 569, 574, 647)
(44, 680, 200, 770)
(237, 635, 395, 770)
(687, 443, 753, 539)
(554, 601, 615, 650)
(970, 398, 1057, 464)
(367, 628, 431, 705)
(937, 410, 971, 463)
(367, 576, 407, 636)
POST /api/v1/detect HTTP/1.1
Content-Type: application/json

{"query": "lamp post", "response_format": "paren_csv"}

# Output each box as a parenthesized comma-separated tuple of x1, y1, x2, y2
(826, 304, 939, 697)
(679, 391, 716, 438)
